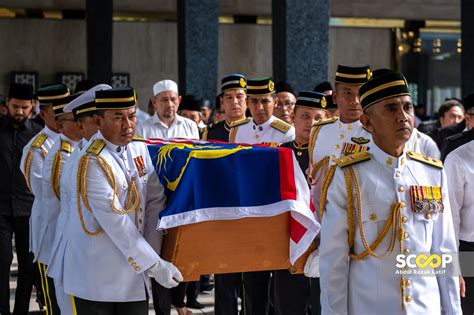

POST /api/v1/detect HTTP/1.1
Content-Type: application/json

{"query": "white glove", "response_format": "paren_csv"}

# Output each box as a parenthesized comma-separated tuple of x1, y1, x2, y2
(304, 249, 320, 278)
(146, 258, 183, 288)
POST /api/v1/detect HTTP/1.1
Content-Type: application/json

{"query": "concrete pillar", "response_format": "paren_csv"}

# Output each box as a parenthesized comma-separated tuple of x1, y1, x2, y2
(177, 0, 219, 101)
(272, 0, 330, 92)
(461, 0, 474, 95)
(86, 0, 112, 84)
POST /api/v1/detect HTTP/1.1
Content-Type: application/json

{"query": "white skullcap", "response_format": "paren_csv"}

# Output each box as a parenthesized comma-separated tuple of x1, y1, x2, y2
(64, 84, 112, 113)
(153, 79, 178, 96)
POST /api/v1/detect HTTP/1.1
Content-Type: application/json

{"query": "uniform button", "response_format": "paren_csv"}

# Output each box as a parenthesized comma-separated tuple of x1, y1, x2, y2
(405, 295, 412, 303)
(398, 186, 405, 192)
(123, 184, 127, 189)
(331, 155, 336, 160)
(403, 248, 410, 254)
(402, 216, 408, 224)
(369, 213, 377, 221)
(338, 134, 344, 139)
(425, 213, 432, 219)
(334, 144, 340, 150)
(401, 157, 405, 166)
(405, 279, 411, 287)
(127, 168, 131, 172)
(128, 257, 133, 262)
(395, 171, 401, 177)
(400, 201, 406, 208)
(403, 232, 409, 240)
(135, 266, 141, 271)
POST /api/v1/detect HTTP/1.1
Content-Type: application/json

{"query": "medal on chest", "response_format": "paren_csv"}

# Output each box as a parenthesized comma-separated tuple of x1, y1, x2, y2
(409, 185, 444, 219)
(133, 156, 147, 177)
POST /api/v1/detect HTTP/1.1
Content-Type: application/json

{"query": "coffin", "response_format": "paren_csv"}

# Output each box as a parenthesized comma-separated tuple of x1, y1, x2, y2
(160, 212, 315, 281)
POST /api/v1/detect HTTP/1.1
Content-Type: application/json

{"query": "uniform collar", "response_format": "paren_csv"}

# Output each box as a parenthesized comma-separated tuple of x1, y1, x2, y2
(44, 126, 59, 138)
(97, 131, 128, 154)
(370, 142, 407, 169)
(337, 118, 362, 131)
(252, 115, 274, 130)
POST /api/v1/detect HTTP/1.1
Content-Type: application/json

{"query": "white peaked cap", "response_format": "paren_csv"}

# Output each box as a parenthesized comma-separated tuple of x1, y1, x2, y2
(64, 84, 112, 113)
(153, 79, 178, 96)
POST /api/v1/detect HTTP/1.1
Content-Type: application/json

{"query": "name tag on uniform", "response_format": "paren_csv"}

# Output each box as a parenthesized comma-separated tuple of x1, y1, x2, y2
(133, 156, 147, 177)
(341, 142, 369, 156)
(409, 185, 444, 216)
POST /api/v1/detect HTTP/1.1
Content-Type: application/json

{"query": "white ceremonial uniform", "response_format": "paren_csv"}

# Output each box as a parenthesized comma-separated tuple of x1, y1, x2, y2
(445, 140, 474, 244)
(407, 128, 440, 159)
(37, 134, 79, 265)
(319, 144, 461, 315)
(136, 113, 199, 140)
(309, 118, 372, 217)
(47, 137, 90, 315)
(63, 131, 167, 302)
(230, 115, 295, 145)
(20, 126, 59, 257)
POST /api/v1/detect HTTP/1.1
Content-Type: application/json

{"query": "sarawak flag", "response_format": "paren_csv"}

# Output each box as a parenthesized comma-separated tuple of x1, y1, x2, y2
(146, 139, 320, 264)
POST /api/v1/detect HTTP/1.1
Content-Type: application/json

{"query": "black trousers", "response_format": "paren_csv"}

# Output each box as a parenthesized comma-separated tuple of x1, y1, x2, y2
(151, 278, 171, 315)
(0, 215, 35, 315)
(242, 271, 271, 315)
(214, 273, 241, 315)
(273, 270, 310, 315)
(37, 263, 60, 315)
(460, 240, 474, 315)
(309, 277, 321, 315)
(72, 296, 148, 315)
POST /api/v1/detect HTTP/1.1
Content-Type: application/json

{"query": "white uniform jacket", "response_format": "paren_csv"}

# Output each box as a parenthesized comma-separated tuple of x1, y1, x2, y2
(37, 134, 78, 265)
(229, 115, 295, 145)
(62, 131, 167, 302)
(20, 126, 59, 256)
(319, 144, 461, 315)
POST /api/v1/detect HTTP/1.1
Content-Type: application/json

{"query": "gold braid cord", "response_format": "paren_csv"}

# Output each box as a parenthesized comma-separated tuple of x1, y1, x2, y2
(307, 125, 323, 184)
(77, 155, 104, 236)
(23, 147, 47, 193)
(51, 151, 62, 200)
(76, 154, 141, 236)
(319, 164, 337, 220)
(345, 167, 404, 260)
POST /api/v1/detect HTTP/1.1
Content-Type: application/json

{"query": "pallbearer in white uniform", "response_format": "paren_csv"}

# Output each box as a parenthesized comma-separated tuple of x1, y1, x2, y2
(314, 71, 461, 314)
(62, 87, 182, 315)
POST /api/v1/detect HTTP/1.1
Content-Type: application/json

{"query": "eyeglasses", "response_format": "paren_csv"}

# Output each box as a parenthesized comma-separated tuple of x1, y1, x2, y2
(276, 101, 295, 110)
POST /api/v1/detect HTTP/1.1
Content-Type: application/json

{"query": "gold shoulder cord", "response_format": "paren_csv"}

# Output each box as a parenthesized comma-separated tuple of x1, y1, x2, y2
(307, 125, 323, 184)
(229, 127, 238, 142)
(319, 164, 337, 220)
(76, 153, 140, 236)
(343, 166, 404, 260)
(23, 147, 47, 193)
(51, 151, 62, 200)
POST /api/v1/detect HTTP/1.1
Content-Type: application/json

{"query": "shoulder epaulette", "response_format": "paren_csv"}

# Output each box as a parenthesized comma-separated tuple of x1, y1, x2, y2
(271, 118, 292, 133)
(229, 117, 251, 128)
(60, 140, 72, 153)
(86, 139, 106, 156)
(132, 135, 145, 142)
(334, 151, 371, 168)
(313, 116, 338, 127)
(31, 133, 48, 149)
(407, 151, 443, 169)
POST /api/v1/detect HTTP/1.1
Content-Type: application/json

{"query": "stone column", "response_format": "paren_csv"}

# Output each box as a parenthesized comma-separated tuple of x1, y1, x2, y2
(461, 0, 474, 95)
(86, 0, 113, 84)
(272, 0, 331, 92)
(177, 0, 219, 101)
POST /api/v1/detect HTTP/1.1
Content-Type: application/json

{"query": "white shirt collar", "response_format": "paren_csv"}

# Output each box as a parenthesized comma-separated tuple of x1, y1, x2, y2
(97, 131, 127, 155)
(44, 126, 59, 138)
(152, 113, 184, 128)
(337, 118, 363, 131)
(252, 115, 275, 129)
